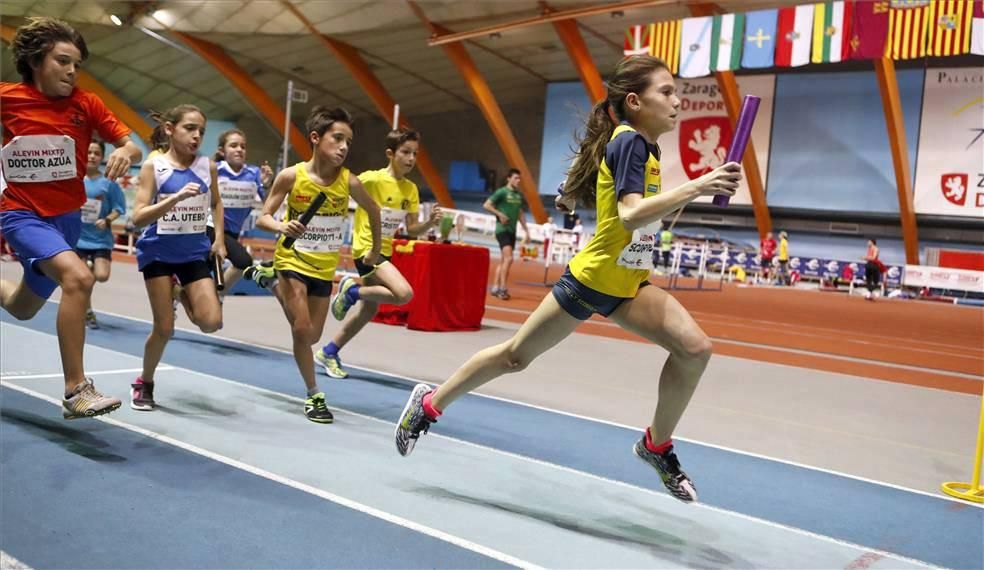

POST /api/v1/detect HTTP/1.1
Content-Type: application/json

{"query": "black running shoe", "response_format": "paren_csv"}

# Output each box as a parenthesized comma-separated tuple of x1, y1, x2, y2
(394, 383, 436, 456)
(130, 379, 156, 411)
(304, 392, 334, 424)
(633, 438, 698, 503)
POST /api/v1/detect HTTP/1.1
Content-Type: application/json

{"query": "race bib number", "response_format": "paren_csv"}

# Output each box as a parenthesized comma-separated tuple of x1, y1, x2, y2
(158, 193, 208, 235)
(219, 179, 259, 208)
(1, 135, 76, 183)
(295, 215, 344, 253)
(617, 221, 661, 270)
(81, 198, 102, 224)
(380, 208, 407, 238)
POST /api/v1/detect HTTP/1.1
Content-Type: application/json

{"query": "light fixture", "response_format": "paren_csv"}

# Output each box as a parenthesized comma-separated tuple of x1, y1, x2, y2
(611, 11, 624, 19)
(110, 14, 122, 26)
(489, 32, 502, 40)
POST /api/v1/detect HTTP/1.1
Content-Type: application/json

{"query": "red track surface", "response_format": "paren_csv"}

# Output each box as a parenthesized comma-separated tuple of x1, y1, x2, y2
(487, 260, 983, 395)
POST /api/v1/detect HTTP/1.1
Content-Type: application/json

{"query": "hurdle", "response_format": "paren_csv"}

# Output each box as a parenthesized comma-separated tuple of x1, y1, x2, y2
(940, 391, 984, 503)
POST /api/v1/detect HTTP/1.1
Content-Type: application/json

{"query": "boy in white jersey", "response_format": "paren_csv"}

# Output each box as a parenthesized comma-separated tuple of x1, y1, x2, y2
(394, 56, 741, 504)
(314, 128, 441, 378)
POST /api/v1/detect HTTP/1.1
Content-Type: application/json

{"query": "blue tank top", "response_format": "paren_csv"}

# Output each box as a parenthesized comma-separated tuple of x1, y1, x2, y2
(216, 160, 264, 235)
(136, 154, 212, 269)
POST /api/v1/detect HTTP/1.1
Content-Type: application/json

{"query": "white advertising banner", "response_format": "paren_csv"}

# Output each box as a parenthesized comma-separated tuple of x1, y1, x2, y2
(914, 68, 984, 218)
(903, 265, 984, 293)
(659, 75, 775, 205)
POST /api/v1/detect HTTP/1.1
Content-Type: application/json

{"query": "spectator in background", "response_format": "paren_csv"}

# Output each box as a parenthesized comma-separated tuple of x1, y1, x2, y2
(759, 231, 777, 284)
(484, 168, 529, 300)
(563, 209, 580, 230)
(659, 227, 673, 271)
(777, 231, 789, 285)
(864, 238, 880, 300)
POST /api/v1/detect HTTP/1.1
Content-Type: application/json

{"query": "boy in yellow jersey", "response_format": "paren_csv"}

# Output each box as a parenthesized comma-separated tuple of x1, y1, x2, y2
(395, 56, 741, 504)
(255, 107, 382, 423)
(315, 128, 441, 378)
(777, 231, 790, 285)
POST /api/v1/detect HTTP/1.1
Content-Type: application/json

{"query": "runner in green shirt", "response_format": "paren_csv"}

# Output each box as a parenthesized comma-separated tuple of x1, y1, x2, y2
(483, 168, 529, 300)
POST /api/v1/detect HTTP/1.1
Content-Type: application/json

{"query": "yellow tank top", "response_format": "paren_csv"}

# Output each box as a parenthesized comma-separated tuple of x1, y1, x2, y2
(273, 162, 350, 281)
(569, 124, 663, 298)
(351, 168, 420, 259)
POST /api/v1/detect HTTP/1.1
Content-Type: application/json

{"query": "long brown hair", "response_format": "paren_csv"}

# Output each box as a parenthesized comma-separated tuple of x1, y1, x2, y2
(148, 104, 204, 153)
(563, 56, 669, 208)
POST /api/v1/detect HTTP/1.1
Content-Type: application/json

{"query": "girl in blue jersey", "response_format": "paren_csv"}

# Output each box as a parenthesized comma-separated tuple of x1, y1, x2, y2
(209, 129, 273, 292)
(130, 104, 226, 411)
(76, 140, 126, 329)
(395, 56, 741, 503)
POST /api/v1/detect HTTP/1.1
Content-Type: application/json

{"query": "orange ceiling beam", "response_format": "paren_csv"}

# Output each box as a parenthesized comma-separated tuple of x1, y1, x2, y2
(169, 31, 311, 161)
(1, 23, 153, 143)
(874, 57, 919, 264)
(428, 0, 682, 46)
(542, 3, 606, 104)
(407, 1, 549, 223)
(280, 1, 455, 209)
(689, 4, 771, 237)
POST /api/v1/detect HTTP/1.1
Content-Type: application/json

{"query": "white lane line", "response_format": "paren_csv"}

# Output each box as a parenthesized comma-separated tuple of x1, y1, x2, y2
(0, 551, 32, 570)
(51, 310, 982, 508)
(0, 367, 172, 381)
(0, 380, 537, 570)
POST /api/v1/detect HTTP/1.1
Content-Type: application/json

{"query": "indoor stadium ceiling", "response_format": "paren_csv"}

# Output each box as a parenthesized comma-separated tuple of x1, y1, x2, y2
(0, 1, 798, 123)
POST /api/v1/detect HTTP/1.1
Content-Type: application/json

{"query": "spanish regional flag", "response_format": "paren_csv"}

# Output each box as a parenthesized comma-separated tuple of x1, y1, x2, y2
(651, 20, 682, 75)
(886, 0, 931, 59)
(623, 24, 653, 57)
(926, 0, 974, 55)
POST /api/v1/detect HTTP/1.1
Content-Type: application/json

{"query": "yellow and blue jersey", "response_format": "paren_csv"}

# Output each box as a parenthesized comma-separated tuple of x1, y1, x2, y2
(351, 168, 419, 259)
(273, 162, 350, 282)
(568, 124, 663, 298)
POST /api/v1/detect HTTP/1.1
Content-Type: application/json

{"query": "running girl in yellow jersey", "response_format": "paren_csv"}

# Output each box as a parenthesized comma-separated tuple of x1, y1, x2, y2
(315, 128, 441, 378)
(394, 56, 741, 503)
(256, 107, 381, 423)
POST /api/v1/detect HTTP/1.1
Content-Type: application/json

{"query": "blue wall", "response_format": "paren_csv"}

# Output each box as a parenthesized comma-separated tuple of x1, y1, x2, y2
(538, 82, 592, 196)
(540, 70, 929, 215)
(765, 69, 924, 213)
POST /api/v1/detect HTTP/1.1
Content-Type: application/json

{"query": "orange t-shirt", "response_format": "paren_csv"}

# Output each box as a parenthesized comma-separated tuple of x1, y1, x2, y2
(1, 82, 131, 217)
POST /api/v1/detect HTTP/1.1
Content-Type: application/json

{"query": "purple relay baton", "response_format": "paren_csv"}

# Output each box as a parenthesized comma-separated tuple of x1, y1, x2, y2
(714, 94, 761, 207)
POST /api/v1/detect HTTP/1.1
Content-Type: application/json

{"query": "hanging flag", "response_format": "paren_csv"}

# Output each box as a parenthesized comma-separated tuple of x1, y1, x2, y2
(679, 17, 713, 77)
(974, 0, 984, 55)
(887, 0, 931, 59)
(742, 9, 779, 68)
(776, 4, 816, 66)
(651, 20, 682, 74)
(623, 24, 653, 57)
(848, 1, 891, 58)
(710, 13, 745, 71)
(927, 0, 973, 56)
(812, 1, 854, 63)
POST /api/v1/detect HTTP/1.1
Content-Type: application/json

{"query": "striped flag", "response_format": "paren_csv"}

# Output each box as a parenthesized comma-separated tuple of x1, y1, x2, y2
(776, 4, 816, 66)
(927, 0, 974, 55)
(623, 24, 653, 56)
(886, 0, 931, 59)
(711, 13, 745, 71)
(974, 0, 984, 55)
(679, 16, 713, 78)
(651, 20, 682, 75)
(812, 1, 854, 63)
(848, 0, 891, 58)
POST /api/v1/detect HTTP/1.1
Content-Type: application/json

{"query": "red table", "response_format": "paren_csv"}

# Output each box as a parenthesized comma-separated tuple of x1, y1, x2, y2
(373, 240, 490, 331)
